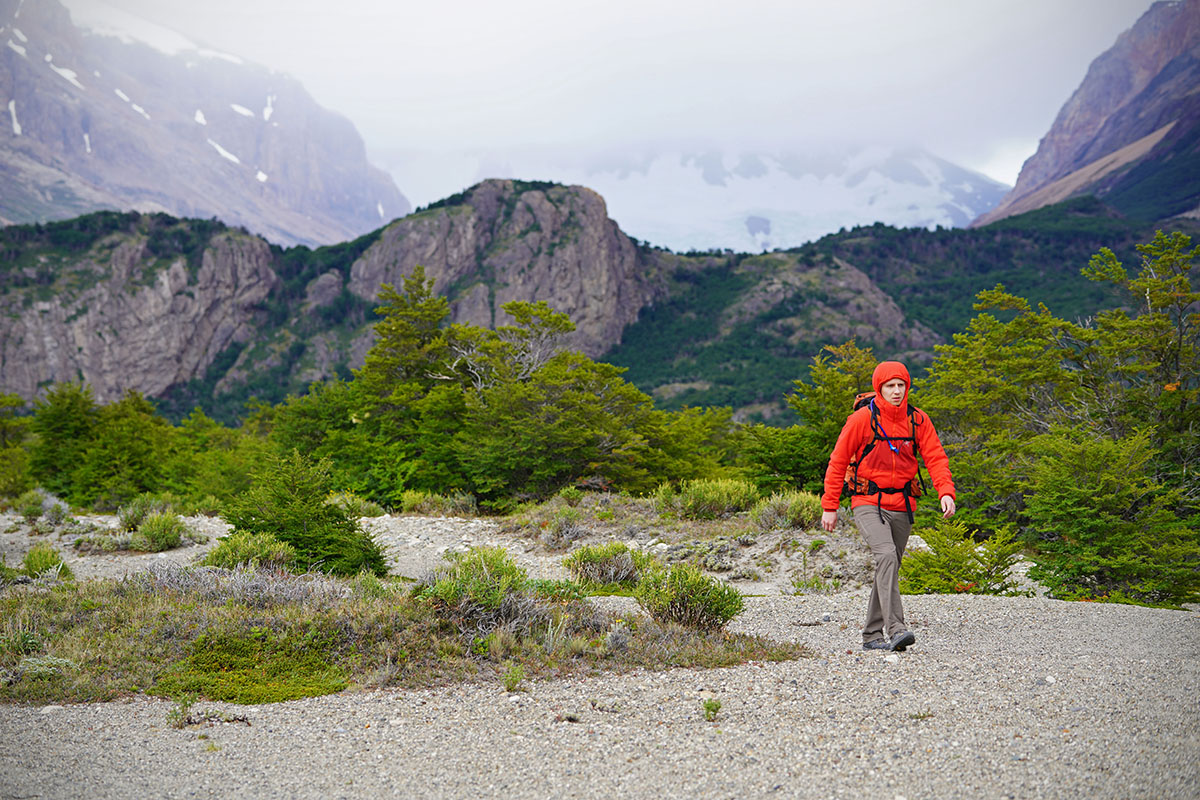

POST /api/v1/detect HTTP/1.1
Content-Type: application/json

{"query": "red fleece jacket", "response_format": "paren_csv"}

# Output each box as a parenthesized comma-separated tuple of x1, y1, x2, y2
(821, 361, 955, 512)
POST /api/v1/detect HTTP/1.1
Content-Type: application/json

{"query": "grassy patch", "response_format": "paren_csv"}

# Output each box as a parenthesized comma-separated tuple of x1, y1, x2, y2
(0, 561, 807, 705)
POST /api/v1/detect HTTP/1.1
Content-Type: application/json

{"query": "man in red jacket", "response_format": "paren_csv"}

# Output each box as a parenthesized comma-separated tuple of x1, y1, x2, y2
(821, 361, 956, 652)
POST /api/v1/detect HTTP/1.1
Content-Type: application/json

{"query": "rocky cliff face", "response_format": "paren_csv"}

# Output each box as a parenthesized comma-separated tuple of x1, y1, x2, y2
(0, 0, 409, 246)
(0, 218, 277, 404)
(0, 181, 947, 422)
(975, 0, 1200, 225)
(348, 180, 668, 358)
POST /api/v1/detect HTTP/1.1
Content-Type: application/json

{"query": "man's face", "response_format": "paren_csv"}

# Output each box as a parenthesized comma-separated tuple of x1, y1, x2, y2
(880, 378, 906, 407)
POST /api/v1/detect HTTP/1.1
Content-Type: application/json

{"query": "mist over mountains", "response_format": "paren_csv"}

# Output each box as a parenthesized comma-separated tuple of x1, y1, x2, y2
(382, 145, 1010, 253)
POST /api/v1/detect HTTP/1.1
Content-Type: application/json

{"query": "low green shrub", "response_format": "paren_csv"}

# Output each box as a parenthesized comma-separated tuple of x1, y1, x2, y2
(749, 490, 823, 530)
(563, 542, 657, 588)
(635, 563, 744, 630)
(558, 486, 584, 507)
(400, 490, 478, 517)
(130, 512, 187, 552)
(153, 631, 346, 704)
(118, 493, 170, 533)
(17, 489, 44, 524)
(22, 543, 73, 581)
(659, 478, 759, 520)
(421, 546, 529, 613)
(899, 519, 1023, 596)
(203, 532, 298, 572)
(326, 491, 385, 518)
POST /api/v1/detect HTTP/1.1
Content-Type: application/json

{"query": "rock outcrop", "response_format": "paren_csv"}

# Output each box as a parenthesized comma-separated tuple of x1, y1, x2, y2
(974, 0, 1200, 225)
(0, 0, 409, 246)
(0, 223, 277, 403)
(348, 180, 667, 358)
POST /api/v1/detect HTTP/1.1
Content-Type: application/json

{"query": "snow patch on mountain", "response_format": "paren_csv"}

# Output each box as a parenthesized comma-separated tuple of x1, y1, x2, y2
(206, 138, 240, 164)
(8, 99, 20, 135)
(230, 103, 254, 118)
(7, 38, 26, 56)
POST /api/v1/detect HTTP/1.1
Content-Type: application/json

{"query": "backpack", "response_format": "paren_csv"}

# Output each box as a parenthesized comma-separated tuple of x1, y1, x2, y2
(842, 392, 928, 521)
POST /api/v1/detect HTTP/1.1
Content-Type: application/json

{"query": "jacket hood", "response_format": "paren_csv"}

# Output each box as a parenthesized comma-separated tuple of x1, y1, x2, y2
(872, 361, 911, 417)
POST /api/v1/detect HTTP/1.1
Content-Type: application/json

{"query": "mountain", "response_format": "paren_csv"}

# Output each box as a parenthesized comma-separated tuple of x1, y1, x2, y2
(0, 180, 943, 421)
(0, 0, 409, 246)
(5, 181, 1183, 426)
(974, 0, 1200, 226)
(379, 144, 1011, 253)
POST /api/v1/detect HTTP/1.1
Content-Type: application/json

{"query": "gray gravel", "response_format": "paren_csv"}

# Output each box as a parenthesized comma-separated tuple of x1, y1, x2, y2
(2, 513, 1198, 798)
(2, 591, 1197, 799)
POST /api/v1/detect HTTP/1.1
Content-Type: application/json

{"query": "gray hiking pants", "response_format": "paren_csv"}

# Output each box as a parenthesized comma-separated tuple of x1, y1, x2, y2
(853, 505, 912, 642)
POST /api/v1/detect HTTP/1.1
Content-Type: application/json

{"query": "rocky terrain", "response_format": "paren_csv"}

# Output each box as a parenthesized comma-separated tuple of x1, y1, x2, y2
(0, 508, 1196, 800)
(0, 0, 408, 246)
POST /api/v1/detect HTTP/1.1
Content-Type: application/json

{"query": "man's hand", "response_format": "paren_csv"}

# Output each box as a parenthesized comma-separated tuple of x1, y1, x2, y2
(821, 510, 838, 532)
(941, 495, 956, 518)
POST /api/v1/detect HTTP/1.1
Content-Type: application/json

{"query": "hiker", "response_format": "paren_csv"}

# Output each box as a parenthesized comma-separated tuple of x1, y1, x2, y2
(820, 361, 955, 652)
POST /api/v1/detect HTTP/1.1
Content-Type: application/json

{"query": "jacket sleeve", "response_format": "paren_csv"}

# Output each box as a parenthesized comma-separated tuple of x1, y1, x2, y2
(822, 411, 869, 511)
(916, 412, 955, 501)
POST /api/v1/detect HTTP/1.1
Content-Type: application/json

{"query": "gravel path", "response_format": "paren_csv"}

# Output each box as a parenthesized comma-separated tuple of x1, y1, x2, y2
(2, 591, 1197, 799)
(2, 514, 1198, 798)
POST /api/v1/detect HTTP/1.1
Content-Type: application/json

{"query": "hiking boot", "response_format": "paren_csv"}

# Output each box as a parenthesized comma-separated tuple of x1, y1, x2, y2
(862, 638, 891, 651)
(889, 631, 916, 651)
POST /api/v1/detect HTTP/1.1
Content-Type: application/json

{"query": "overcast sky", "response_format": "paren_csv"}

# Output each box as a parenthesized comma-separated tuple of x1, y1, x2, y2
(64, 0, 1157, 186)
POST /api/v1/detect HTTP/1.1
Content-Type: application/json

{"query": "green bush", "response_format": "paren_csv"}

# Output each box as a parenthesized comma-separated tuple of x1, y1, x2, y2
(1022, 430, 1200, 607)
(558, 486, 584, 506)
(202, 531, 298, 572)
(130, 512, 188, 552)
(221, 450, 387, 577)
(563, 542, 657, 588)
(749, 490, 823, 531)
(0, 446, 33, 499)
(899, 519, 1023, 596)
(118, 493, 170, 533)
(22, 543, 73, 581)
(325, 491, 385, 518)
(400, 490, 478, 517)
(659, 478, 759, 520)
(635, 563, 744, 630)
(421, 546, 529, 613)
(17, 489, 44, 524)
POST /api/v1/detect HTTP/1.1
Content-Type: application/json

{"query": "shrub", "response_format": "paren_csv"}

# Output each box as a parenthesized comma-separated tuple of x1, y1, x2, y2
(558, 486, 583, 507)
(661, 478, 759, 520)
(563, 541, 657, 588)
(400, 490, 477, 517)
(0, 446, 33, 500)
(22, 543, 74, 581)
(130, 512, 188, 552)
(635, 563, 744, 630)
(421, 546, 529, 614)
(749, 490, 823, 530)
(899, 519, 1023, 596)
(17, 489, 43, 524)
(118, 493, 169, 533)
(202, 532, 298, 572)
(326, 491, 385, 518)
(221, 450, 387, 577)
(1022, 430, 1200, 606)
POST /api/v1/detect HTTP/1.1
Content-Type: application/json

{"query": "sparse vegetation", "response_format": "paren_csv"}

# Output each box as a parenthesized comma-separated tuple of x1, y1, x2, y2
(0, 561, 805, 704)
(635, 563, 745, 630)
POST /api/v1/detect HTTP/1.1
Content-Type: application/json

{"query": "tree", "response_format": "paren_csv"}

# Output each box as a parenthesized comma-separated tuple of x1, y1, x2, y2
(29, 383, 99, 498)
(70, 390, 175, 510)
(221, 449, 386, 576)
